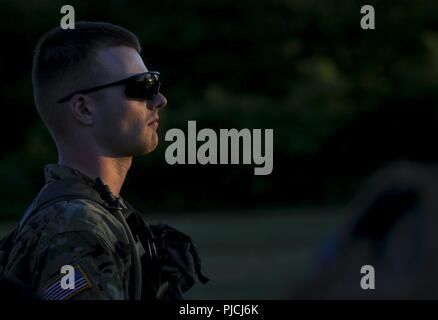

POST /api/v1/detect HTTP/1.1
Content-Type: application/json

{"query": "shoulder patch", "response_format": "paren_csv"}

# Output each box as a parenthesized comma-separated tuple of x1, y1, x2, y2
(41, 265, 92, 300)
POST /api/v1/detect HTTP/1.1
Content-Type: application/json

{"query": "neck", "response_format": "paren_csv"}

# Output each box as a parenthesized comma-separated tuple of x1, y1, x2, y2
(58, 144, 132, 197)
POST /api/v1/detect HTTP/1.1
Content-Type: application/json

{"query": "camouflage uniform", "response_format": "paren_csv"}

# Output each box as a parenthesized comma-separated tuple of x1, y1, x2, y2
(3, 164, 144, 300)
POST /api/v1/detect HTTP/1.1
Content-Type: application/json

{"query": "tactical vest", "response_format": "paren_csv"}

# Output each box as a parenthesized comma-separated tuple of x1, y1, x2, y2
(0, 178, 209, 300)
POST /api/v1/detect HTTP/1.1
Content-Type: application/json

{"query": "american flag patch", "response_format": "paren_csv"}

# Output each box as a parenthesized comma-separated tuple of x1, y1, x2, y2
(41, 265, 92, 300)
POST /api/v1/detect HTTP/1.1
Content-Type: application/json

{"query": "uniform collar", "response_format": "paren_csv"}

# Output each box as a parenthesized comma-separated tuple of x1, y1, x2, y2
(44, 164, 96, 187)
(44, 164, 132, 215)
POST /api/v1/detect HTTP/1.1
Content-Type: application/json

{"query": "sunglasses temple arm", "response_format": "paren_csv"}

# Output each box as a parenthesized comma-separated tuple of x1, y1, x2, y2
(57, 78, 133, 104)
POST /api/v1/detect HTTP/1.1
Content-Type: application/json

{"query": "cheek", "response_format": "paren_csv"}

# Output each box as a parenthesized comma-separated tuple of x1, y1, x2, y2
(95, 92, 125, 127)
(111, 99, 145, 133)
(94, 107, 119, 137)
(118, 105, 153, 145)
(128, 104, 148, 131)
(98, 91, 150, 137)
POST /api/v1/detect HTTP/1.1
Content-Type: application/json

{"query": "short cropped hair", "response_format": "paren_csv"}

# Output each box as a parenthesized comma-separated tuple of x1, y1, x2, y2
(32, 21, 141, 141)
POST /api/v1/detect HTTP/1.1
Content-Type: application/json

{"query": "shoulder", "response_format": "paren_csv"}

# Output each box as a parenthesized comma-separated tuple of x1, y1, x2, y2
(18, 199, 129, 250)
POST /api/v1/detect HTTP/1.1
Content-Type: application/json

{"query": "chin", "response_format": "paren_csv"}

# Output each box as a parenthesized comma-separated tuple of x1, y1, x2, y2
(141, 145, 157, 155)
(127, 129, 158, 156)
(140, 136, 158, 155)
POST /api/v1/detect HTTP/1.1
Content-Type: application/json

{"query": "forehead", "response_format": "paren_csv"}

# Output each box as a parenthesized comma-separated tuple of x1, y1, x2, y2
(94, 46, 148, 80)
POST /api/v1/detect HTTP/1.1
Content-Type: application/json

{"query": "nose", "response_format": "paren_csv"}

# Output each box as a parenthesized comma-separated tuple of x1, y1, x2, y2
(147, 93, 167, 111)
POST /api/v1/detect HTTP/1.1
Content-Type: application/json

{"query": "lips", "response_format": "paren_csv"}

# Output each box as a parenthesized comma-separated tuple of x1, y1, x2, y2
(147, 117, 159, 129)
(147, 117, 159, 126)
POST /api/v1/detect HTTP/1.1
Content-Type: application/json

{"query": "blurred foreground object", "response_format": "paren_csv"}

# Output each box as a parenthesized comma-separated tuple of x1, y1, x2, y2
(295, 161, 438, 299)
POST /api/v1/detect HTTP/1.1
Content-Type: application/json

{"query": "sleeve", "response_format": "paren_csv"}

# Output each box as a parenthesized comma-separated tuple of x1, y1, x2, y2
(32, 230, 131, 300)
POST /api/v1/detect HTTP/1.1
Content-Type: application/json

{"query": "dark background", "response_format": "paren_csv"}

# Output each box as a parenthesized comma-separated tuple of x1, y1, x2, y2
(1, 0, 438, 298)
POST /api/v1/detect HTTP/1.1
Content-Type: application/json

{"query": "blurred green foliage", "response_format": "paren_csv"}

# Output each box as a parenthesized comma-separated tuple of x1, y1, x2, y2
(1, 0, 438, 219)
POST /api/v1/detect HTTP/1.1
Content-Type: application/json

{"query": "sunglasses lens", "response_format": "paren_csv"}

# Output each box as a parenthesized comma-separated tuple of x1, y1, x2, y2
(125, 73, 160, 100)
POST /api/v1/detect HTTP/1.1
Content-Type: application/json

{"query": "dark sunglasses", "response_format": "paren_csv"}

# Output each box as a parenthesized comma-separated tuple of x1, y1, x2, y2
(57, 71, 161, 104)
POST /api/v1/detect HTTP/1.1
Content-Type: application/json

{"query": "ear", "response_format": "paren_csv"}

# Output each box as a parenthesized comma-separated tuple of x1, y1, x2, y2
(68, 95, 94, 125)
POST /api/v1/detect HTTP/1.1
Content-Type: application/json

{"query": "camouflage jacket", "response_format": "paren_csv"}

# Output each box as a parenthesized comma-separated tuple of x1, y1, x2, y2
(3, 164, 148, 300)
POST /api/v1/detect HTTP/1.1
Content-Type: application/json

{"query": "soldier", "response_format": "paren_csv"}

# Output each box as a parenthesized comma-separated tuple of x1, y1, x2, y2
(0, 21, 208, 300)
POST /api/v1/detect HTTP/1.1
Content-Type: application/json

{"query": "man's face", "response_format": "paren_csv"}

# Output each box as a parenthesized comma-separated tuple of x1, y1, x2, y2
(91, 46, 167, 157)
